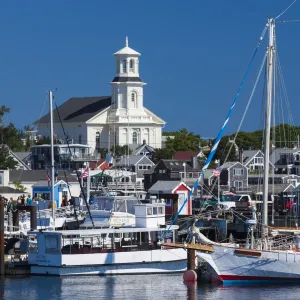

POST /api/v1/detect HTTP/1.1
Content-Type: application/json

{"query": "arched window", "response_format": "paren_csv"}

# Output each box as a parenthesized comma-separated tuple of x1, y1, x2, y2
(132, 132, 138, 144)
(131, 92, 137, 108)
(96, 132, 100, 149)
(129, 59, 135, 72)
(122, 60, 127, 73)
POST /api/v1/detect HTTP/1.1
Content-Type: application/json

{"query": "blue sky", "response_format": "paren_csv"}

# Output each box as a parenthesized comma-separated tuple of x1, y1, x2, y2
(1, 0, 300, 138)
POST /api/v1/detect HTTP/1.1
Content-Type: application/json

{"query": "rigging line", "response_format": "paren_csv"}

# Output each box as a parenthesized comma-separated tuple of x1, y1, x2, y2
(275, 0, 297, 20)
(277, 45, 296, 133)
(61, 167, 80, 227)
(162, 23, 268, 239)
(54, 103, 95, 229)
(222, 51, 268, 169)
(279, 19, 300, 23)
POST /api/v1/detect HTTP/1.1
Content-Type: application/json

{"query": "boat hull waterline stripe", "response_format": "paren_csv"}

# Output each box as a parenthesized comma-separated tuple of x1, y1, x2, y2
(164, 23, 268, 237)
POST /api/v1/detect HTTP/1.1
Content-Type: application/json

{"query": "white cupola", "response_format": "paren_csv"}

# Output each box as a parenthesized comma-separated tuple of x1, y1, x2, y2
(113, 36, 141, 77)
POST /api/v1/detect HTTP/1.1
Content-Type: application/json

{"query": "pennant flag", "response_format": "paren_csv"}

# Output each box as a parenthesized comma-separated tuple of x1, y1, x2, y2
(197, 151, 205, 158)
(80, 167, 89, 179)
(213, 163, 221, 177)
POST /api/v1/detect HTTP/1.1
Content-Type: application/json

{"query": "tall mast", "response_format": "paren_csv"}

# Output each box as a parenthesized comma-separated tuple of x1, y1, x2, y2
(49, 90, 55, 223)
(262, 19, 275, 236)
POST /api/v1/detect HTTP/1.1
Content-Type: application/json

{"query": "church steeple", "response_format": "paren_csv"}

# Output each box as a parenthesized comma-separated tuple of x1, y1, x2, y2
(110, 38, 146, 114)
(113, 36, 141, 78)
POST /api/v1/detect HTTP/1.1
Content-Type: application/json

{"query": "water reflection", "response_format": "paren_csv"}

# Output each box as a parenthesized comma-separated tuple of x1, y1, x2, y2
(3, 275, 300, 300)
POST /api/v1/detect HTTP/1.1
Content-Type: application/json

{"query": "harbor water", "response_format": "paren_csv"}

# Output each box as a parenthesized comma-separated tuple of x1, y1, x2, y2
(3, 274, 300, 300)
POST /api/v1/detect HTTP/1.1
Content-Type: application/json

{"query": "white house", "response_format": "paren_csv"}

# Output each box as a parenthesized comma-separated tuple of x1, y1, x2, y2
(36, 37, 165, 154)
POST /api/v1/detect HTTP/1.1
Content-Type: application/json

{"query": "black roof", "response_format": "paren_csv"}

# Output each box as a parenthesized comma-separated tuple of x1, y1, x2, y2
(112, 77, 143, 83)
(9, 170, 78, 183)
(35, 96, 111, 124)
(161, 160, 200, 171)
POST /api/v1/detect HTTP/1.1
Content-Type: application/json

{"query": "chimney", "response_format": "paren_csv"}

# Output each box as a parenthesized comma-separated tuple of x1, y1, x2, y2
(192, 156, 200, 169)
(239, 148, 244, 164)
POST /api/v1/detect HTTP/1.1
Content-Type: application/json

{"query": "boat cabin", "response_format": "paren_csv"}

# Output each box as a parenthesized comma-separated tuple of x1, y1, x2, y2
(28, 225, 179, 266)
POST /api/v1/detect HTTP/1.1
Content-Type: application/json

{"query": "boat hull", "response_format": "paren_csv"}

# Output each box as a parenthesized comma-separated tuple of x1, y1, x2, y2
(31, 260, 186, 276)
(198, 245, 300, 285)
(30, 248, 187, 276)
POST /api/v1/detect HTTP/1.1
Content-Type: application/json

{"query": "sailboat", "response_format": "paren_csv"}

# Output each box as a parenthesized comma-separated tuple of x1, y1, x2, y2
(195, 16, 300, 284)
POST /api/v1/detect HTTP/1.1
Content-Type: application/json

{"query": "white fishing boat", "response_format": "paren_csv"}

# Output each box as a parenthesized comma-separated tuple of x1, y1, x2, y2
(27, 200, 187, 275)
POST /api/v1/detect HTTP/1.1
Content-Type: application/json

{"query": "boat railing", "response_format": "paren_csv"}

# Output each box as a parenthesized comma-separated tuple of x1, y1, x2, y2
(60, 240, 162, 255)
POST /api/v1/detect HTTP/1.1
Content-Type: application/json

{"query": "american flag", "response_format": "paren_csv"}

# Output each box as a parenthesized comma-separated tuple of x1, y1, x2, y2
(213, 163, 221, 177)
(80, 167, 89, 179)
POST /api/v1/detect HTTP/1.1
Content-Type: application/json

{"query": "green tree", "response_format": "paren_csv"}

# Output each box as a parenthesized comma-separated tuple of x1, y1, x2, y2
(12, 180, 27, 192)
(0, 145, 18, 169)
(165, 128, 206, 152)
(151, 148, 174, 164)
(0, 105, 10, 125)
(110, 145, 132, 157)
(2, 123, 24, 151)
(36, 136, 61, 145)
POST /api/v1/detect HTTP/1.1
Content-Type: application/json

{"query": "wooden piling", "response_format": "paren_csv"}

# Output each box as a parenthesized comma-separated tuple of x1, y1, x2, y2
(187, 249, 196, 270)
(30, 205, 37, 230)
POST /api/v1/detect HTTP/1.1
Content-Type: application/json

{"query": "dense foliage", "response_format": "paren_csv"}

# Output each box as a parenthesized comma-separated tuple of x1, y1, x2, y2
(1, 103, 300, 169)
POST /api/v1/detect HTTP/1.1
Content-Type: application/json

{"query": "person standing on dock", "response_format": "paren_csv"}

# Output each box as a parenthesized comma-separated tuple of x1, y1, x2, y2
(7, 198, 14, 213)
(26, 194, 32, 206)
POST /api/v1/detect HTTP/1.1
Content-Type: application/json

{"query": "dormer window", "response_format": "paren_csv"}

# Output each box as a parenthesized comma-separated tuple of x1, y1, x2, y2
(122, 60, 127, 73)
(129, 59, 135, 72)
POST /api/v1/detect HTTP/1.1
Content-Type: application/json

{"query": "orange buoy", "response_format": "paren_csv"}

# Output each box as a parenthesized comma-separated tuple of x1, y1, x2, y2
(183, 270, 197, 282)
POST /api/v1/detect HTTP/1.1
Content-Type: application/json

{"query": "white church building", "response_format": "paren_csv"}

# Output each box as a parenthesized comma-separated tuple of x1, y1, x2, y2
(36, 38, 165, 154)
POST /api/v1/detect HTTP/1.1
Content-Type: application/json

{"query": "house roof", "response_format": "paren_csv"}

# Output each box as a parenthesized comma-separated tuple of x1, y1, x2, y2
(173, 151, 198, 161)
(112, 77, 143, 83)
(114, 45, 141, 56)
(115, 155, 154, 166)
(148, 180, 190, 194)
(270, 148, 300, 165)
(0, 186, 25, 194)
(221, 162, 244, 169)
(134, 143, 155, 155)
(13, 152, 31, 162)
(35, 96, 111, 124)
(161, 159, 198, 171)
(0, 145, 31, 170)
(9, 170, 78, 183)
(242, 150, 260, 166)
(32, 179, 67, 187)
(89, 159, 110, 170)
(248, 183, 292, 194)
